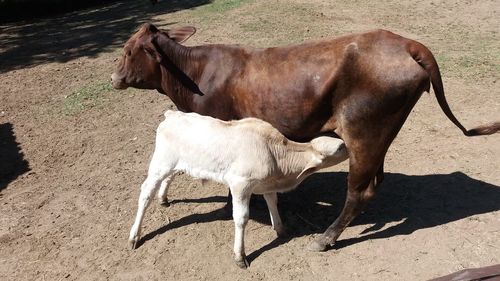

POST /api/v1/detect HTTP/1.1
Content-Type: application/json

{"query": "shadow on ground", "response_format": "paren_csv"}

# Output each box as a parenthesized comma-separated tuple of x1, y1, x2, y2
(139, 171, 500, 261)
(0, 123, 30, 192)
(0, 0, 210, 74)
(282, 172, 500, 245)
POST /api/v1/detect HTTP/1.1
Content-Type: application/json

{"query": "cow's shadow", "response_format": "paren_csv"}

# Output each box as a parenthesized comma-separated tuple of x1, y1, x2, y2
(0, 123, 30, 192)
(139, 171, 500, 262)
(283, 171, 499, 238)
(0, 0, 210, 73)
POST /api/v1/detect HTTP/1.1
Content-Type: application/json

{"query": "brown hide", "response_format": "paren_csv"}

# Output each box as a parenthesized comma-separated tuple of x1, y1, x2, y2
(112, 23, 499, 251)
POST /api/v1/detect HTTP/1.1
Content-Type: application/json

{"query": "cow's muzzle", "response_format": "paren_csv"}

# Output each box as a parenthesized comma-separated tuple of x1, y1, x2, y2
(111, 73, 129, 90)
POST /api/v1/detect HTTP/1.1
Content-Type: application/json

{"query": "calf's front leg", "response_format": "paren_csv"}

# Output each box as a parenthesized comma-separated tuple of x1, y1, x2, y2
(129, 176, 163, 249)
(157, 175, 173, 206)
(129, 166, 172, 249)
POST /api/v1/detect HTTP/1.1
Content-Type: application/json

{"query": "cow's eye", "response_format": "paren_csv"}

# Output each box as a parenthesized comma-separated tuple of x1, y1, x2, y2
(144, 48, 155, 58)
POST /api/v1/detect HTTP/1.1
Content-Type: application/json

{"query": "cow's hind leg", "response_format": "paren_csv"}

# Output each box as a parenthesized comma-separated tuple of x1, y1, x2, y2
(307, 93, 412, 252)
(307, 58, 427, 251)
(308, 153, 385, 252)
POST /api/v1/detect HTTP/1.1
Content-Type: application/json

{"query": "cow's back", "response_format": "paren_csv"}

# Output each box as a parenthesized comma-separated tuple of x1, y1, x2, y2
(194, 30, 428, 141)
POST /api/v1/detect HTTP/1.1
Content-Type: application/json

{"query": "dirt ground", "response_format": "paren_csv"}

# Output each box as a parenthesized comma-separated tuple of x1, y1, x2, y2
(1, 0, 499, 280)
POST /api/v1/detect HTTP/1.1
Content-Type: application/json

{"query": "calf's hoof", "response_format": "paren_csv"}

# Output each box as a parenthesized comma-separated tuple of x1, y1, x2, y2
(159, 199, 170, 207)
(307, 237, 329, 252)
(235, 256, 249, 269)
(128, 237, 139, 250)
(128, 239, 138, 250)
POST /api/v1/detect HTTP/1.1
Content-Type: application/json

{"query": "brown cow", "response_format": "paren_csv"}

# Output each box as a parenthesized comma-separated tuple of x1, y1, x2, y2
(111, 23, 499, 252)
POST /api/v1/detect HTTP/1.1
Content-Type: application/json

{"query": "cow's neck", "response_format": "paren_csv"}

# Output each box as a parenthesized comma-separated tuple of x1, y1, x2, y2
(158, 39, 204, 111)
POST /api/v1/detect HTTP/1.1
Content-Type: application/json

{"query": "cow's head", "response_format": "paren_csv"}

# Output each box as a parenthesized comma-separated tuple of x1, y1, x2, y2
(111, 23, 196, 90)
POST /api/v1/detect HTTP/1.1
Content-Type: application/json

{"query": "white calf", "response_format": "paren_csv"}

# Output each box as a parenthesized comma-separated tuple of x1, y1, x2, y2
(129, 110, 348, 268)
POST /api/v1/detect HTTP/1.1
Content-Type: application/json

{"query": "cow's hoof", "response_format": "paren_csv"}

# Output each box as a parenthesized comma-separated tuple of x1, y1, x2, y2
(307, 238, 328, 252)
(235, 256, 249, 269)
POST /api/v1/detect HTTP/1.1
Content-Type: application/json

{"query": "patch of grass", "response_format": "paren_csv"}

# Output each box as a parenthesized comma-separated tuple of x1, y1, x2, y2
(195, 0, 246, 13)
(160, 0, 499, 81)
(62, 82, 114, 115)
(434, 53, 452, 73)
(236, 2, 324, 46)
(435, 52, 499, 81)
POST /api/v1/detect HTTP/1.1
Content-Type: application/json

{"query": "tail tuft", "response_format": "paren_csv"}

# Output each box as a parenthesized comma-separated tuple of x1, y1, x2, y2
(464, 122, 500, 136)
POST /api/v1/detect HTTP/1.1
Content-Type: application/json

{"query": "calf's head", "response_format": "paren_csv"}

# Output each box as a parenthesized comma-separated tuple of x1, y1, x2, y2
(111, 23, 196, 90)
(297, 137, 348, 178)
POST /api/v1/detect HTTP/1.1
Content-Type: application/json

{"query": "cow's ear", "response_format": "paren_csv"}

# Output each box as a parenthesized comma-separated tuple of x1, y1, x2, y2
(149, 35, 165, 63)
(166, 26, 196, 43)
(144, 22, 159, 33)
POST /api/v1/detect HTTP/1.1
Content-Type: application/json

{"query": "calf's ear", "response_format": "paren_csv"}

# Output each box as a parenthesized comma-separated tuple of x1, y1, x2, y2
(297, 158, 322, 179)
(167, 26, 196, 43)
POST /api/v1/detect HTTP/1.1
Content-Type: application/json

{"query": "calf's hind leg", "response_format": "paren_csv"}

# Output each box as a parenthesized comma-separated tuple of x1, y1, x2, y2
(229, 182, 252, 268)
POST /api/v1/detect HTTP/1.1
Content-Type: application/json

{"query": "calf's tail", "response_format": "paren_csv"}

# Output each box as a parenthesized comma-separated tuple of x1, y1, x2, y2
(407, 41, 500, 136)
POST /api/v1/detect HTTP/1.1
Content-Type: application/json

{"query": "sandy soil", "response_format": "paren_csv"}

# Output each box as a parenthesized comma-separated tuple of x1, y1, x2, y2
(1, 0, 499, 280)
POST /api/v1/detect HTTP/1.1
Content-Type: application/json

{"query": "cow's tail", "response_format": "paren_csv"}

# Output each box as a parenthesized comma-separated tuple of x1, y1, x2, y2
(407, 41, 500, 136)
